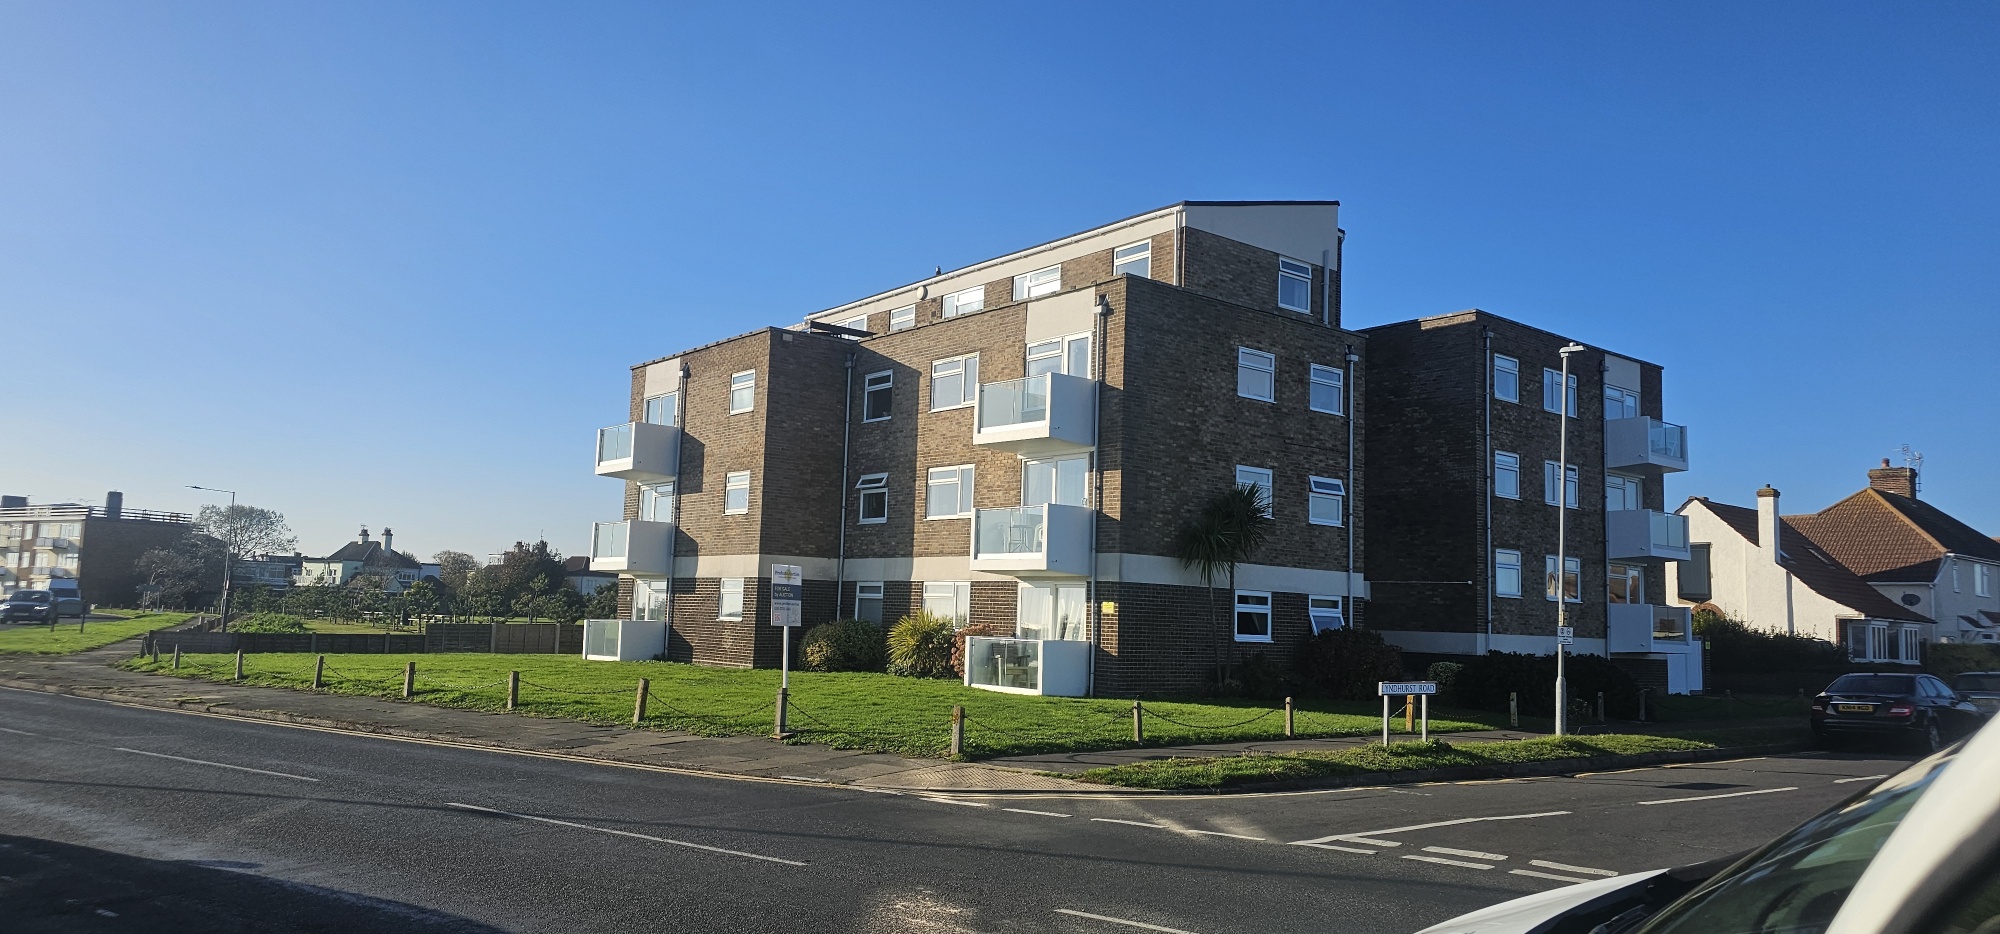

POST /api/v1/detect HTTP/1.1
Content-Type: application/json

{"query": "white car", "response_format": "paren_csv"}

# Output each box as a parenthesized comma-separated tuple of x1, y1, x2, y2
(1415, 715, 2000, 934)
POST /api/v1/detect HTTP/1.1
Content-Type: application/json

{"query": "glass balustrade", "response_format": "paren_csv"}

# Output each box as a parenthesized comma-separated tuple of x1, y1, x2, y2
(975, 506, 1046, 556)
(1650, 420, 1686, 459)
(965, 637, 1041, 692)
(597, 423, 635, 464)
(977, 375, 1050, 431)
(591, 522, 628, 560)
(1652, 511, 1688, 550)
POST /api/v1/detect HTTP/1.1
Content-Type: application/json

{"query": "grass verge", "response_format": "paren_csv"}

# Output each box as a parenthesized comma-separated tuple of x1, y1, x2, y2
(117, 652, 1508, 759)
(0, 613, 195, 656)
(1073, 727, 1811, 790)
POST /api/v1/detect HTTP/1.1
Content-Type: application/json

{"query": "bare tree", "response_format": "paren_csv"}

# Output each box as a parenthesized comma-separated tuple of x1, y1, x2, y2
(193, 504, 298, 559)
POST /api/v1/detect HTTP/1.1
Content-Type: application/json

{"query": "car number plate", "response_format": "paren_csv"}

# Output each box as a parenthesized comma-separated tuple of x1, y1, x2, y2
(1836, 704, 1873, 713)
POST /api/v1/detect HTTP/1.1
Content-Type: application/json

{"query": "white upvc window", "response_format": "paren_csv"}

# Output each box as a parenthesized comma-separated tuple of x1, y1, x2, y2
(1112, 240, 1150, 278)
(643, 391, 680, 426)
(1237, 347, 1276, 402)
(1012, 265, 1062, 301)
(634, 580, 667, 621)
(1606, 473, 1643, 512)
(853, 582, 884, 625)
(1308, 363, 1344, 415)
(922, 581, 971, 627)
(1608, 562, 1644, 604)
(1542, 367, 1579, 416)
(1605, 385, 1639, 420)
(1235, 465, 1274, 518)
(1495, 549, 1523, 598)
(1308, 476, 1345, 527)
(729, 370, 756, 415)
(1023, 455, 1088, 508)
(926, 465, 975, 519)
(1027, 333, 1090, 378)
(1017, 581, 1088, 641)
(856, 473, 888, 524)
(1277, 258, 1313, 312)
(838, 314, 869, 334)
(1309, 596, 1345, 633)
(889, 305, 916, 332)
(942, 286, 984, 318)
(1494, 354, 1520, 403)
(1544, 461, 1579, 509)
(1495, 451, 1521, 500)
(930, 354, 979, 411)
(723, 471, 751, 515)
(1901, 627, 1922, 663)
(1545, 555, 1582, 603)
(862, 370, 893, 422)
(1234, 590, 1274, 642)
(639, 482, 675, 523)
(1978, 562, 1993, 598)
(718, 577, 744, 621)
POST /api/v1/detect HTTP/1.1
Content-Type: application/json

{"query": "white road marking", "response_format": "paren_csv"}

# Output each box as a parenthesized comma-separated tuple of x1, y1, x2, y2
(444, 803, 805, 866)
(1339, 836, 1403, 848)
(1002, 808, 1071, 818)
(0, 727, 36, 736)
(1295, 842, 1377, 855)
(1638, 786, 1797, 806)
(1425, 846, 1507, 861)
(1530, 859, 1618, 877)
(916, 796, 989, 807)
(777, 775, 828, 783)
(1053, 908, 1202, 934)
(1402, 854, 1494, 870)
(111, 748, 319, 782)
(1289, 810, 1570, 846)
(1833, 774, 1889, 784)
(1092, 818, 1168, 829)
(1186, 829, 1266, 841)
(1511, 868, 1593, 883)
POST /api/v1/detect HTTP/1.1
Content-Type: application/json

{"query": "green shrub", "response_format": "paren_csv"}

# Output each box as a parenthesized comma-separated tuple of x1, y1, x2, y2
(1294, 628, 1405, 699)
(1427, 661, 1465, 702)
(1696, 609, 1850, 673)
(800, 619, 886, 673)
(1453, 651, 1641, 719)
(887, 612, 957, 678)
(1927, 644, 2000, 680)
(230, 613, 309, 634)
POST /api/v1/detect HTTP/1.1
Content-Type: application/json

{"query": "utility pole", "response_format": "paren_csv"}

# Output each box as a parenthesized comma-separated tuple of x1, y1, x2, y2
(188, 485, 237, 630)
(1554, 344, 1585, 737)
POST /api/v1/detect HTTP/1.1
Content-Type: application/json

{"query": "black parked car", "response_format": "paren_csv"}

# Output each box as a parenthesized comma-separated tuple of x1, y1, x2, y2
(1811, 671, 1986, 752)
(1955, 671, 2000, 716)
(0, 590, 59, 623)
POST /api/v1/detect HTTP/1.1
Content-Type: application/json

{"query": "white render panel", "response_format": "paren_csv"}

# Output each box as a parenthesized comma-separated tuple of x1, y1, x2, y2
(641, 358, 682, 399)
(1024, 289, 1099, 343)
(1604, 354, 1642, 392)
(1181, 203, 1341, 271)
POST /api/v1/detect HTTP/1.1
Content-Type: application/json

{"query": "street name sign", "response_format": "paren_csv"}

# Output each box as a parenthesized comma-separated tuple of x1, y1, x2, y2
(1378, 681, 1438, 696)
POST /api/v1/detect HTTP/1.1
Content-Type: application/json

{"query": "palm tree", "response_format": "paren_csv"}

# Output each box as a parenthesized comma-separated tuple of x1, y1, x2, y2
(1173, 483, 1275, 686)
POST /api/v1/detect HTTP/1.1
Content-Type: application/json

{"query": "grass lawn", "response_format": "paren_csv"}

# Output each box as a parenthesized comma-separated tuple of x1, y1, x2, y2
(0, 613, 195, 656)
(1072, 729, 1806, 790)
(118, 653, 1508, 759)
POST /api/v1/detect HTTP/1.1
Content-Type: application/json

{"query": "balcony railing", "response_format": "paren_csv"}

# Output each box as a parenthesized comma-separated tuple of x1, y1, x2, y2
(969, 504, 1093, 576)
(1605, 416, 1689, 474)
(587, 519, 674, 577)
(594, 421, 680, 484)
(963, 636, 1090, 696)
(973, 372, 1095, 456)
(1607, 509, 1691, 561)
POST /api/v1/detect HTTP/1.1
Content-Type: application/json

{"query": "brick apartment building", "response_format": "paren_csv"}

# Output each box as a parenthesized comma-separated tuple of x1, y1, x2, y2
(1362, 311, 1703, 693)
(0, 492, 192, 607)
(589, 201, 1365, 696)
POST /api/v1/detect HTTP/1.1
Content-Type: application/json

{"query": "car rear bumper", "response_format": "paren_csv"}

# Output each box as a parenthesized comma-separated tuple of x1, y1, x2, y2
(1814, 718, 1920, 735)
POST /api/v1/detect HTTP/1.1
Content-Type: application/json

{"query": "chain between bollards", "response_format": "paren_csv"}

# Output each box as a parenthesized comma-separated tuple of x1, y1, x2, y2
(949, 705, 965, 757)
(633, 678, 650, 724)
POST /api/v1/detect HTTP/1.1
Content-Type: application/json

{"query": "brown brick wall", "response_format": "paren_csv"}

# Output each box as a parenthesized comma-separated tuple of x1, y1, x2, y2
(76, 517, 190, 607)
(1180, 227, 1332, 323)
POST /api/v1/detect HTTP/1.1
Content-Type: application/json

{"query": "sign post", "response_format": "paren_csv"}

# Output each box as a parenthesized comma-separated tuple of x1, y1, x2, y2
(770, 564, 803, 737)
(1378, 681, 1439, 747)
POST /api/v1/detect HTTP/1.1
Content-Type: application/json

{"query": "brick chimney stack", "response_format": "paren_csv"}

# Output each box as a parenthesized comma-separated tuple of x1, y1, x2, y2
(1757, 485, 1782, 564)
(382, 528, 393, 555)
(1868, 459, 1919, 499)
(359, 526, 370, 544)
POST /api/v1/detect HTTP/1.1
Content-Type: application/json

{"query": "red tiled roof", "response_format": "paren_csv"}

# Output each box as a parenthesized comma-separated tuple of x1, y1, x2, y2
(1686, 497, 1930, 623)
(1787, 489, 2000, 583)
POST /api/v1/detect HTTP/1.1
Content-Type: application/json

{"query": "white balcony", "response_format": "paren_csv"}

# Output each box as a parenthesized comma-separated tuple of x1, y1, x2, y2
(1605, 416, 1688, 475)
(969, 504, 1093, 577)
(581, 619, 668, 662)
(588, 519, 675, 578)
(973, 373, 1096, 457)
(1607, 509, 1692, 562)
(594, 422, 679, 484)
(1608, 603, 1694, 653)
(963, 636, 1090, 696)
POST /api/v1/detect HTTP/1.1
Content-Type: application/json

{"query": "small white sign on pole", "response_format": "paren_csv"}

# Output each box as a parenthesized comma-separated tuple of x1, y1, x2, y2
(1556, 626, 1575, 646)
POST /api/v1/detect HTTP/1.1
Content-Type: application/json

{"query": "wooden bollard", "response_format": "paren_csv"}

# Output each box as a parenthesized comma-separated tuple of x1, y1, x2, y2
(402, 661, 416, 699)
(1597, 692, 1606, 723)
(949, 705, 965, 757)
(1405, 695, 1415, 732)
(506, 670, 520, 710)
(172, 645, 181, 670)
(1509, 692, 1519, 728)
(633, 678, 650, 724)
(1131, 700, 1144, 743)
(313, 655, 325, 689)
(1284, 696, 1295, 738)
(234, 650, 244, 681)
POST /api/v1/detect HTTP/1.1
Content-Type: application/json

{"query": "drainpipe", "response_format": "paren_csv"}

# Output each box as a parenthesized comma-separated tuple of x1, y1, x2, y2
(1346, 345, 1359, 621)
(663, 363, 689, 639)
(1173, 208, 1186, 287)
(835, 352, 855, 619)
(1482, 326, 1494, 652)
(1087, 294, 1111, 696)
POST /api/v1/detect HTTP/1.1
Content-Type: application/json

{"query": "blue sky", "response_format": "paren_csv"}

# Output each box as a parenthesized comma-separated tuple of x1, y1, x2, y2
(3, 2, 1995, 561)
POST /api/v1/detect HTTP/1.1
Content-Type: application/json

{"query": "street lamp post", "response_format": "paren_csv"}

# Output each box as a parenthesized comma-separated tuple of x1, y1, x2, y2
(1554, 343, 1586, 737)
(188, 485, 237, 629)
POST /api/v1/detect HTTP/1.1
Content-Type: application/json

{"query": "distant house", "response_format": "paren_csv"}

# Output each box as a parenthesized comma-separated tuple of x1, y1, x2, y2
(562, 556, 616, 596)
(232, 554, 305, 591)
(299, 527, 440, 593)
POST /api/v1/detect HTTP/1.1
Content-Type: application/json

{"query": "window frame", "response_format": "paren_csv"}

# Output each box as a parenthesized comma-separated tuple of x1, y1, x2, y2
(1542, 367, 1579, 416)
(728, 369, 756, 415)
(1495, 549, 1523, 598)
(837, 314, 869, 334)
(1606, 472, 1643, 512)
(1544, 460, 1580, 509)
(718, 577, 744, 621)
(642, 391, 680, 427)
(639, 481, 675, 524)
(1308, 363, 1345, 415)
(1112, 240, 1150, 278)
(1544, 555, 1582, 604)
(853, 582, 885, 625)
(942, 286, 984, 319)
(1012, 265, 1062, 301)
(1277, 257, 1313, 313)
(1308, 476, 1345, 527)
(1308, 595, 1345, 633)
(929, 353, 979, 412)
(922, 581, 972, 628)
(1978, 562, 1993, 598)
(1604, 385, 1639, 420)
(1234, 590, 1275, 642)
(1237, 347, 1277, 403)
(855, 472, 889, 525)
(1494, 354, 1520, 403)
(862, 370, 893, 423)
(1235, 465, 1275, 518)
(925, 465, 975, 520)
(1495, 451, 1521, 500)
(889, 305, 916, 332)
(723, 471, 751, 516)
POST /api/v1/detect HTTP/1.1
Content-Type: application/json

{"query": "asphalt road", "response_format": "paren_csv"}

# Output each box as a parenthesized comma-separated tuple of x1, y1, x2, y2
(0, 685, 1911, 934)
